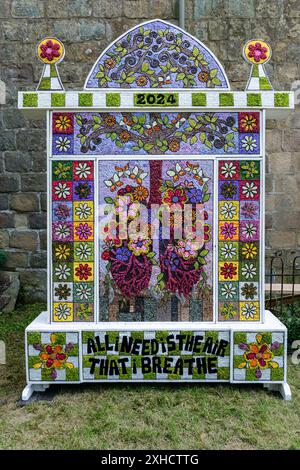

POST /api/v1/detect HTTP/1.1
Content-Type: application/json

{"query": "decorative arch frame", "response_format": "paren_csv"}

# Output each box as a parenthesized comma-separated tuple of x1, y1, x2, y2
(84, 19, 230, 90)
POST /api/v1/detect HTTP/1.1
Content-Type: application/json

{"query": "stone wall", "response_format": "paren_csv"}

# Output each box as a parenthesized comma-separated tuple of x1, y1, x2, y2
(0, 0, 299, 303)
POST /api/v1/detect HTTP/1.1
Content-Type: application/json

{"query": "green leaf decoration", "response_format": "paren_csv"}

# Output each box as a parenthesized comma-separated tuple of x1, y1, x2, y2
(176, 72, 185, 81)
(104, 197, 114, 204)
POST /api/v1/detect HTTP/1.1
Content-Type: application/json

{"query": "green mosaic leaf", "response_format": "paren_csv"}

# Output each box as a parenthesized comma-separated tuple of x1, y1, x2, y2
(23, 93, 38, 107)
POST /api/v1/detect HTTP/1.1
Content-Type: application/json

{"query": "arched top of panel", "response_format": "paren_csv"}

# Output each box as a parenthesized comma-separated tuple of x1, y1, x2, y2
(84, 19, 230, 90)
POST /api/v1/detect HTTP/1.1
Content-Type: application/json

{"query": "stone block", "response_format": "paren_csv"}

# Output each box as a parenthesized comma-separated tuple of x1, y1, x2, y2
(0, 212, 15, 228)
(4, 151, 33, 173)
(3, 109, 27, 129)
(0, 131, 16, 151)
(0, 194, 9, 210)
(12, 0, 44, 18)
(283, 129, 300, 152)
(28, 213, 47, 230)
(2, 250, 29, 269)
(268, 152, 293, 175)
(53, 20, 80, 42)
(79, 20, 106, 41)
(16, 130, 45, 152)
(194, 0, 224, 19)
(224, 0, 255, 17)
(0, 0, 10, 18)
(30, 251, 47, 269)
(21, 173, 46, 192)
(46, 0, 92, 18)
(92, 0, 123, 18)
(19, 270, 47, 303)
(10, 193, 39, 212)
(208, 20, 228, 40)
(269, 230, 296, 249)
(266, 130, 283, 153)
(9, 230, 38, 251)
(14, 214, 28, 229)
(0, 230, 9, 249)
(124, 0, 149, 18)
(265, 174, 274, 193)
(0, 271, 20, 313)
(40, 193, 47, 212)
(39, 230, 47, 250)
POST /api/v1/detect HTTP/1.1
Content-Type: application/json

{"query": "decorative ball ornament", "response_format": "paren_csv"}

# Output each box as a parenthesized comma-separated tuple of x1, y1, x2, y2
(37, 37, 65, 65)
(243, 39, 271, 65)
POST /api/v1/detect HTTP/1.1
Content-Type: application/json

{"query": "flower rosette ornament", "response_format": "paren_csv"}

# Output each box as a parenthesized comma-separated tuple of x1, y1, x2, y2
(32, 334, 75, 380)
(238, 333, 280, 379)
(37, 37, 65, 91)
(243, 39, 273, 91)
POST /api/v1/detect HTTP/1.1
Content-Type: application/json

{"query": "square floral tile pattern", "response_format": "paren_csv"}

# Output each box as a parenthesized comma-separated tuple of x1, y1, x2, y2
(52, 160, 95, 322)
(218, 160, 260, 321)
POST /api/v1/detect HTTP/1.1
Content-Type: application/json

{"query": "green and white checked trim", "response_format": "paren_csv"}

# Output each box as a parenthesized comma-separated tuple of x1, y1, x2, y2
(246, 64, 273, 91)
(37, 64, 64, 91)
(232, 331, 285, 382)
(27, 331, 80, 382)
(82, 330, 231, 381)
(18, 90, 293, 114)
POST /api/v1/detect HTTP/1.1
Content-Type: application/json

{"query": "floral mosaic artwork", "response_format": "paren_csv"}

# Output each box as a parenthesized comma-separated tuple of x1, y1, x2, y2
(99, 159, 214, 321)
(218, 160, 261, 321)
(27, 332, 79, 382)
(51, 111, 260, 156)
(233, 332, 285, 381)
(82, 330, 230, 381)
(85, 20, 229, 89)
(52, 160, 95, 322)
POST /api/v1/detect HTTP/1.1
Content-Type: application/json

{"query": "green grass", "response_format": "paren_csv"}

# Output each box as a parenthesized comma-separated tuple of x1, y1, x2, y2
(0, 304, 299, 450)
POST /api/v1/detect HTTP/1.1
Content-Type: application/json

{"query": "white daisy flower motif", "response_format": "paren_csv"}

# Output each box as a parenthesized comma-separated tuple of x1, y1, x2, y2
(55, 263, 71, 281)
(241, 135, 257, 152)
(75, 242, 92, 261)
(54, 182, 70, 199)
(75, 162, 92, 180)
(220, 242, 237, 260)
(55, 303, 71, 320)
(241, 263, 256, 280)
(75, 202, 92, 220)
(221, 282, 237, 300)
(75, 284, 92, 301)
(220, 162, 237, 179)
(55, 222, 71, 240)
(220, 201, 237, 220)
(242, 181, 258, 199)
(242, 222, 257, 239)
(241, 302, 257, 319)
(55, 136, 71, 152)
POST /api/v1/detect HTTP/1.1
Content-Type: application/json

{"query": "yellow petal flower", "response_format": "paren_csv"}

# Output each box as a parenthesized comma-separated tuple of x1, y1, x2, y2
(256, 333, 262, 344)
(238, 362, 247, 369)
(269, 361, 279, 369)
(65, 362, 74, 369)
(50, 334, 57, 344)
(33, 362, 42, 369)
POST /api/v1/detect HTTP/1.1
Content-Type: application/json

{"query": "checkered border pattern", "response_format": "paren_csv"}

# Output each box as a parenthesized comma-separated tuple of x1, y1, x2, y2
(232, 331, 285, 382)
(19, 90, 293, 110)
(51, 159, 95, 322)
(218, 159, 261, 321)
(27, 331, 80, 382)
(82, 330, 231, 381)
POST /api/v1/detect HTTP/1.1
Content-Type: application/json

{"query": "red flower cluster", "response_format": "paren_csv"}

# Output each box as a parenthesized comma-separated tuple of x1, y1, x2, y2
(40, 40, 61, 62)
